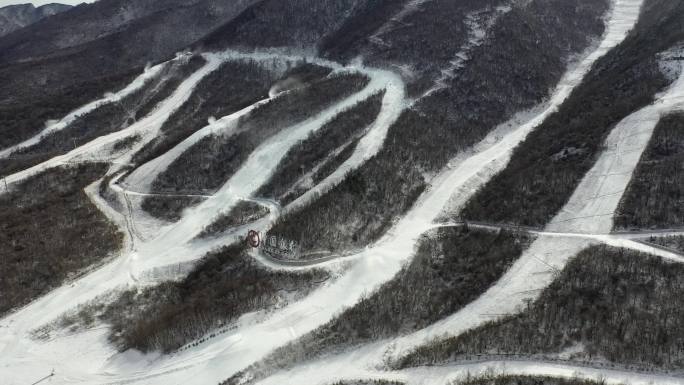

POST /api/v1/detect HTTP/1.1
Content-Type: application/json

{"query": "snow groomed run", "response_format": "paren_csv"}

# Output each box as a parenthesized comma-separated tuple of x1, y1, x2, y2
(2, 0, 684, 384)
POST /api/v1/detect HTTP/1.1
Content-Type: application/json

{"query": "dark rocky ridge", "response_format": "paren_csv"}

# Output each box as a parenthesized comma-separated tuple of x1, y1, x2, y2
(0, 3, 71, 37)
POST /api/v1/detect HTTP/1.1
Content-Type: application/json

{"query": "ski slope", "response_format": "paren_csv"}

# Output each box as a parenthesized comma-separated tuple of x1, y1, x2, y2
(285, 69, 405, 213)
(123, 98, 270, 194)
(547, 48, 684, 233)
(2, 0, 684, 383)
(227, 1, 684, 384)
(0, 50, 406, 385)
(1, 53, 227, 188)
(0, 61, 167, 159)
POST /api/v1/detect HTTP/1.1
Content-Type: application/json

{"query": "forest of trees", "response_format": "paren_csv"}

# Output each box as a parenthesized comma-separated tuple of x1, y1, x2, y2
(197, 200, 270, 238)
(397, 245, 684, 371)
(201, 0, 359, 52)
(0, 164, 122, 315)
(647, 235, 684, 253)
(256, 92, 383, 203)
(143, 72, 369, 219)
(0, 57, 205, 178)
(461, 0, 684, 227)
(267, 0, 612, 255)
(226, 227, 531, 385)
(102, 244, 328, 353)
(615, 112, 684, 229)
(343, 0, 505, 96)
(330, 381, 402, 385)
(140, 195, 206, 222)
(131, 58, 281, 169)
(0, 67, 141, 151)
(453, 374, 615, 385)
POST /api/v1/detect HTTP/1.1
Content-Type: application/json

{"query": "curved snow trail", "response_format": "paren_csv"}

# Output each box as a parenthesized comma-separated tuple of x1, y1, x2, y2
(546, 53, 684, 233)
(0, 53, 230, 385)
(350, 0, 658, 365)
(225, 1, 652, 383)
(138, 68, 395, 261)
(0, 51, 409, 385)
(0, 62, 167, 159)
(95, 1, 648, 383)
(1, 53, 226, 188)
(106, 4, 646, 379)
(285, 69, 406, 213)
(123, 98, 271, 193)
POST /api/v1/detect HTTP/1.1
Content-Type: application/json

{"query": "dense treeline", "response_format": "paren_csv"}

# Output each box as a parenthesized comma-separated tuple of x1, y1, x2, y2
(404, 0, 609, 173)
(453, 374, 617, 385)
(226, 228, 530, 384)
(398, 246, 684, 370)
(198, 200, 270, 238)
(330, 381, 403, 385)
(358, 0, 504, 96)
(0, 57, 205, 178)
(615, 113, 684, 229)
(647, 235, 684, 253)
(257, 92, 383, 202)
(0, 68, 140, 151)
(270, 63, 332, 94)
(201, 0, 359, 51)
(317, 0, 409, 61)
(267, 0, 608, 256)
(267, 150, 425, 255)
(146, 72, 369, 202)
(140, 195, 205, 223)
(0, 164, 122, 315)
(102, 245, 328, 353)
(132, 59, 279, 168)
(461, 0, 684, 227)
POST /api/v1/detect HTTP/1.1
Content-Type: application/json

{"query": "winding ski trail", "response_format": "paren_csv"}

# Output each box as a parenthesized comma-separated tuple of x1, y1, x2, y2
(122, 0, 655, 384)
(0, 50, 406, 385)
(228, 1, 684, 384)
(2, 1, 682, 382)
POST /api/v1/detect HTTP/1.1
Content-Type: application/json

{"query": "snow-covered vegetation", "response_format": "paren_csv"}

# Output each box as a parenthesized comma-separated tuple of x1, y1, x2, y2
(1, 0, 684, 384)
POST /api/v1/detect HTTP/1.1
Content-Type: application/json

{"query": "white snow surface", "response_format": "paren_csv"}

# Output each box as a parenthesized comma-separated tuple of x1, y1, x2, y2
(285, 69, 405, 213)
(245, 1, 684, 384)
(1, 53, 227, 188)
(2, 1, 683, 384)
(0, 50, 407, 385)
(547, 51, 684, 233)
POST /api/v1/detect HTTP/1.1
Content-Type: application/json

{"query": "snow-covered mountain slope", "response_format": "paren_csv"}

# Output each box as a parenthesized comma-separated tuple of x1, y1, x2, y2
(1, 0, 684, 384)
